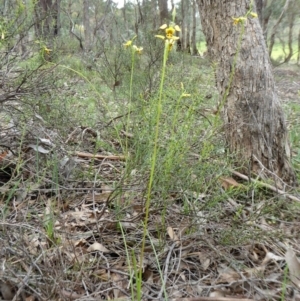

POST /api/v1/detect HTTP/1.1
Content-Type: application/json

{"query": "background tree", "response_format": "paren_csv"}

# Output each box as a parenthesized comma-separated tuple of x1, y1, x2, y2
(268, 0, 291, 57)
(34, 0, 61, 39)
(198, 0, 295, 184)
(283, 0, 296, 63)
(158, 0, 169, 24)
(83, 0, 91, 50)
(191, 0, 198, 55)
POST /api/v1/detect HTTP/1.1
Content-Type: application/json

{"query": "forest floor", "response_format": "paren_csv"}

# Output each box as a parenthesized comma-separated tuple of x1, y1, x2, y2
(0, 58, 300, 301)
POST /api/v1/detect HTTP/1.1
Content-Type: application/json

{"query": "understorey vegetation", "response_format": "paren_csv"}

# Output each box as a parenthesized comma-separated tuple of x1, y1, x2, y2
(1, 1, 300, 300)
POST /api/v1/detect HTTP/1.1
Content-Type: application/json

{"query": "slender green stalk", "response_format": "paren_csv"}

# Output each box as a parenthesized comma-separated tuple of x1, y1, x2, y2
(125, 48, 136, 155)
(132, 250, 142, 301)
(119, 222, 135, 299)
(139, 41, 169, 291)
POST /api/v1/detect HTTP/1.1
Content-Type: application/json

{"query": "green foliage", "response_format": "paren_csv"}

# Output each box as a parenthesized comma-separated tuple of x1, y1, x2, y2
(270, 41, 299, 63)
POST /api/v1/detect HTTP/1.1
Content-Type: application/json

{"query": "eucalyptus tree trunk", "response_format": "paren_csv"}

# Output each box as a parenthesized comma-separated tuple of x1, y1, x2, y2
(186, 0, 191, 53)
(262, 0, 272, 41)
(34, 0, 52, 38)
(158, 0, 168, 24)
(83, 0, 91, 50)
(254, 0, 263, 26)
(191, 0, 197, 55)
(180, 0, 186, 50)
(198, 0, 295, 184)
(152, 0, 158, 30)
(34, 0, 60, 39)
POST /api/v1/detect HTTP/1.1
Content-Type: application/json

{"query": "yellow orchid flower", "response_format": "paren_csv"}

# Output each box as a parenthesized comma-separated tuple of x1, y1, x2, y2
(160, 24, 168, 30)
(44, 46, 52, 55)
(165, 27, 175, 39)
(123, 40, 132, 47)
(123, 35, 137, 48)
(232, 17, 247, 25)
(132, 45, 143, 54)
(250, 12, 258, 18)
(174, 25, 181, 32)
(157, 23, 180, 41)
(166, 37, 179, 51)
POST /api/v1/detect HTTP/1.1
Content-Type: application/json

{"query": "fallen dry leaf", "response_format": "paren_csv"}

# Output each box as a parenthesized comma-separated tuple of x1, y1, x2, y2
(219, 176, 241, 190)
(0, 281, 15, 300)
(87, 242, 110, 253)
(167, 226, 178, 241)
(285, 248, 300, 288)
(261, 251, 284, 265)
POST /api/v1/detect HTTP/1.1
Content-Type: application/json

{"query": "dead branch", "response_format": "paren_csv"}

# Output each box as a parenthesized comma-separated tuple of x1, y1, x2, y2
(75, 151, 126, 161)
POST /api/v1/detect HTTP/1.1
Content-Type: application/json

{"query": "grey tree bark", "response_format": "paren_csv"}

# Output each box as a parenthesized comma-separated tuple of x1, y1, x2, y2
(83, 0, 91, 50)
(191, 0, 198, 55)
(180, 0, 186, 50)
(34, 0, 60, 39)
(198, 0, 295, 184)
(186, 0, 191, 53)
(254, 0, 263, 26)
(158, 0, 169, 24)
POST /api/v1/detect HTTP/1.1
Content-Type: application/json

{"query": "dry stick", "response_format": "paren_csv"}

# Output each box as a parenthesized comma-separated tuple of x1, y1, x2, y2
(75, 151, 126, 161)
(230, 169, 300, 202)
(157, 242, 177, 300)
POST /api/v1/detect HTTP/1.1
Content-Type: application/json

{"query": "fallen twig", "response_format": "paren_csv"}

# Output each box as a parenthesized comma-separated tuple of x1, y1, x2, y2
(75, 151, 126, 161)
(231, 169, 300, 202)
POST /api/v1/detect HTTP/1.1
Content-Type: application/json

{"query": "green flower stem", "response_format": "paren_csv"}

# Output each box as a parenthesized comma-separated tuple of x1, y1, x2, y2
(125, 48, 136, 155)
(139, 41, 169, 283)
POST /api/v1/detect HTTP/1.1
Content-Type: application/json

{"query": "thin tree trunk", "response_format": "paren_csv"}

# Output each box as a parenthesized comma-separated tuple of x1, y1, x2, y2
(186, 0, 191, 53)
(268, 0, 290, 57)
(134, 0, 143, 35)
(191, 0, 197, 55)
(198, 0, 295, 184)
(35, 0, 53, 38)
(158, 0, 168, 24)
(68, 0, 73, 37)
(34, 0, 60, 40)
(180, 0, 186, 50)
(152, 0, 157, 30)
(83, 0, 91, 50)
(283, 2, 296, 64)
(3, 0, 9, 16)
(123, 0, 127, 24)
(53, 0, 60, 36)
(262, 0, 272, 41)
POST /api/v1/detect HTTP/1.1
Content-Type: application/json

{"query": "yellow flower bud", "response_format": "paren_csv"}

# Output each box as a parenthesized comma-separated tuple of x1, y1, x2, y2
(123, 40, 132, 47)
